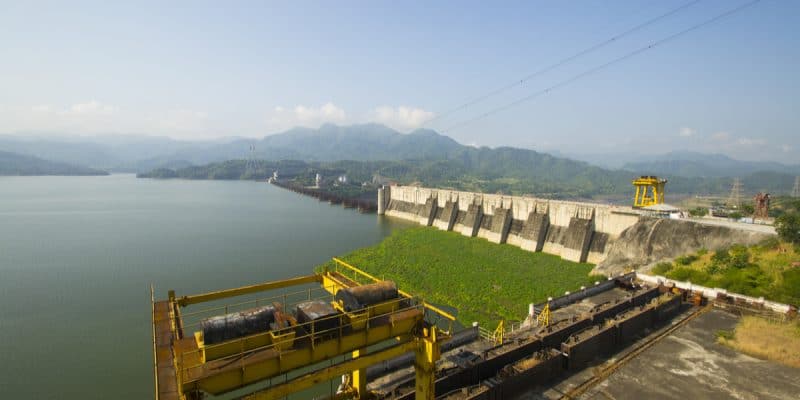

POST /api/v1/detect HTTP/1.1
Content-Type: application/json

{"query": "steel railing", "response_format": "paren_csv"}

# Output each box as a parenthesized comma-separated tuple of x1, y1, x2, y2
(176, 295, 426, 385)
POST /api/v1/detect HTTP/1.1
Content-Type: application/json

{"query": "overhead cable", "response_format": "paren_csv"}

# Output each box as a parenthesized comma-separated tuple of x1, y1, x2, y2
(423, 0, 703, 126)
(442, 0, 761, 133)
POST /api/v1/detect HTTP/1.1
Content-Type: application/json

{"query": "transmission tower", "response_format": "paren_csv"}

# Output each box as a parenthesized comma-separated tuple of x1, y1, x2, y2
(793, 176, 800, 198)
(244, 144, 258, 178)
(727, 178, 743, 208)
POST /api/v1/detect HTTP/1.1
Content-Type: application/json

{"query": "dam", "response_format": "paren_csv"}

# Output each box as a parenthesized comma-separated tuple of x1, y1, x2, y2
(150, 184, 796, 400)
(378, 185, 642, 264)
(377, 185, 772, 270)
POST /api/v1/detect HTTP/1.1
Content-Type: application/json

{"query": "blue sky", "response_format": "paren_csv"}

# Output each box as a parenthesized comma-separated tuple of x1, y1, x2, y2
(1, 0, 797, 162)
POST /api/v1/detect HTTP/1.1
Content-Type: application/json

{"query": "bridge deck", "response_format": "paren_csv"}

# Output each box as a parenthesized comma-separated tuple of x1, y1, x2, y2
(154, 300, 180, 400)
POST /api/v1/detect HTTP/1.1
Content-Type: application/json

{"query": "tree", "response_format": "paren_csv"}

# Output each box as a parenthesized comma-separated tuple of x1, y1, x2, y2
(689, 207, 708, 217)
(775, 213, 800, 244)
(741, 204, 755, 215)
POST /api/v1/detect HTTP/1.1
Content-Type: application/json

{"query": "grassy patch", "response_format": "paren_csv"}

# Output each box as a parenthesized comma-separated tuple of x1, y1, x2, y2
(319, 227, 602, 327)
(663, 241, 800, 305)
(718, 316, 800, 368)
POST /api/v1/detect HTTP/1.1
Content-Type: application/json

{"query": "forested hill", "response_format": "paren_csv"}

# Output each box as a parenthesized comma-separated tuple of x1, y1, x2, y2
(252, 124, 465, 161)
(138, 150, 632, 198)
(137, 157, 795, 199)
(622, 151, 800, 178)
(0, 151, 108, 176)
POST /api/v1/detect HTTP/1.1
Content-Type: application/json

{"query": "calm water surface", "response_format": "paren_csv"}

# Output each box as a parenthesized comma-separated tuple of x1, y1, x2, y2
(0, 174, 411, 399)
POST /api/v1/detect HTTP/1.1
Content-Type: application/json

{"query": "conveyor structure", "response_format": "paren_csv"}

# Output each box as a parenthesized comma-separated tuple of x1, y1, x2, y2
(152, 258, 455, 400)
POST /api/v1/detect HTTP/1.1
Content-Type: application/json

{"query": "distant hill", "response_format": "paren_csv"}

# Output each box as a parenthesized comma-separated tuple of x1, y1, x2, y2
(0, 151, 108, 176)
(137, 127, 636, 198)
(258, 124, 464, 161)
(0, 124, 464, 171)
(155, 123, 465, 164)
(622, 150, 800, 178)
(139, 154, 797, 199)
(6, 126, 798, 197)
(5, 129, 798, 180)
(0, 134, 219, 172)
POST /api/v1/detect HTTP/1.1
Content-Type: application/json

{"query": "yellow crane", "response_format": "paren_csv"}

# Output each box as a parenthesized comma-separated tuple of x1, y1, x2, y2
(632, 176, 667, 208)
(152, 258, 454, 400)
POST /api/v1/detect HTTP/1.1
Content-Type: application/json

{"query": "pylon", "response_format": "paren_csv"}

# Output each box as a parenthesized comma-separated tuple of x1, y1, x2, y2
(727, 178, 743, 207)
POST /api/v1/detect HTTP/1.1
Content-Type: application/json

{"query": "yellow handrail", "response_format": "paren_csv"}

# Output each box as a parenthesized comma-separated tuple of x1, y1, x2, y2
(331, 258, 456, 322)
(493, 320, 505, 345)
(151, 284, 159, 400)
(176, 274, 322, 306)
(537, 303, 551, 327)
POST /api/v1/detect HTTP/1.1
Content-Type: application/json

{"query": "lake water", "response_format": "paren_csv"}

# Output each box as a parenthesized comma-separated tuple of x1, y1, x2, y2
(0, 174, 412, 399)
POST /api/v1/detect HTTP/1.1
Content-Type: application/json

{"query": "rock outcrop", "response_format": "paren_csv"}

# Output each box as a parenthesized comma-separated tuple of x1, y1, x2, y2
(595, 218, 772, 276)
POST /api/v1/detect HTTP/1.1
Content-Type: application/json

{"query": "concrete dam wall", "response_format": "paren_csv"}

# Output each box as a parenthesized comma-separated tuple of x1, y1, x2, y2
(378, 186, 776, 273)
(378, 186, 641, 264)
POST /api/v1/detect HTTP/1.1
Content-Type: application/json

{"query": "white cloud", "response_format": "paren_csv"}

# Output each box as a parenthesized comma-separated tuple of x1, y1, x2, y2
(371, 106, 434, 131)
(678, 127, 694, 137)
(4, 100, 436, 139)
(267, 102, 347, 130)
(58, 100, 118, 116)
(31, 105, 52, 112)
(0, 101, 221, 139)
(735, 137, 765, 146)
(265, 103, 434, 132)
(711, 131, 730, 141)
(0, 100, 122, 134)
(781, 144, 792, 153)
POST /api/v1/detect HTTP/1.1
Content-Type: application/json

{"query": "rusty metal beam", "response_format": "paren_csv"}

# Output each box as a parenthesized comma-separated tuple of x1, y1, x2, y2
(238, 341, 419, 400)
(176, 274, 322, 307)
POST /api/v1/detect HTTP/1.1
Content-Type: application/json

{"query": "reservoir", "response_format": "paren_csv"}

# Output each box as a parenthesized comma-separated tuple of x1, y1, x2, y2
(0, 174, 412, 399)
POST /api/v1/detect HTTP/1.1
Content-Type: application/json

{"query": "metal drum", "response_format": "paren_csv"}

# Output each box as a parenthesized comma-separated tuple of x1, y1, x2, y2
(201, 305, 276, 345)
(335, 281, 398, 311)
(295, 300, 340, 334)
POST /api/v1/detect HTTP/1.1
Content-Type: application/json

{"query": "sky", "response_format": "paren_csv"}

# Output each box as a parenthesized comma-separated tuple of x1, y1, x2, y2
(1, 0, 798, 162)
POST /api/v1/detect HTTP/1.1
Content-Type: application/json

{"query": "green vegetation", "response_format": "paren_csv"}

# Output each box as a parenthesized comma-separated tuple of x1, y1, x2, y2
(728, 211, 744, 220)
(772, 198, 800, 245)
(318, 227, 602, 327)
(653, 240, 800, 305)
(776, 214, 800, 245)
(0, 150, 108, 176)
(688, 207, 708, 217)
(138, 153, 800, 200)
(139, 153, 631, 198)
(769, 196, 800, 218)
(139, 159, 377, 200)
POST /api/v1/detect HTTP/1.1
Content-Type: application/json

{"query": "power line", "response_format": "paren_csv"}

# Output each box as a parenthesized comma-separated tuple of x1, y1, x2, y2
(441, 0, 761, 133)
(423, 0, 703, 127)
(727, 177, 743, 207)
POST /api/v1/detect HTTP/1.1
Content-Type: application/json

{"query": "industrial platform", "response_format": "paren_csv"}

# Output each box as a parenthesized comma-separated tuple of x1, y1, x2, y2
(152, 259, 455, 400)
(154, 264, 796, 400)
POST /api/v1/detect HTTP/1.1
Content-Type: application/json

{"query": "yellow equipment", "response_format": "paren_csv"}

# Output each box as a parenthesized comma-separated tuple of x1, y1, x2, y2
(493, 320, 505, 345)
(152, 258, 455, 400)
(536, 303, 550, 327)
(632, 176, 667, 208)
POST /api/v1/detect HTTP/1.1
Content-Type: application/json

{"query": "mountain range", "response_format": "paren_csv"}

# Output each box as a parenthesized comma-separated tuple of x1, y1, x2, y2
(620, 150, 800, 178)
(2, 124, 797, 196)
(0, 150, 108, 176)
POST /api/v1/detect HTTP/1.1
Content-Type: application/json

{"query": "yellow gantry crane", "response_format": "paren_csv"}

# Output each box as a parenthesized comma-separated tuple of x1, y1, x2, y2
(632, 176, 667, 208)
(151, 258, 454, 400)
